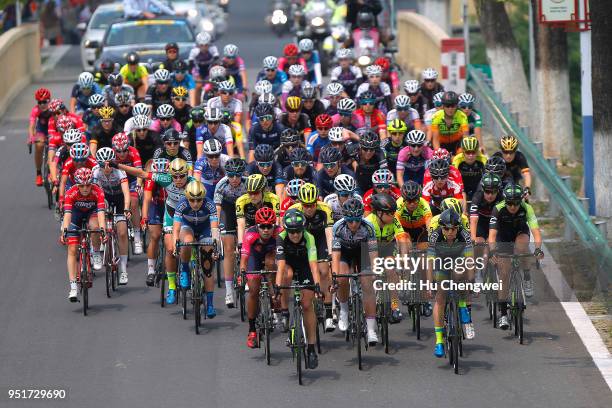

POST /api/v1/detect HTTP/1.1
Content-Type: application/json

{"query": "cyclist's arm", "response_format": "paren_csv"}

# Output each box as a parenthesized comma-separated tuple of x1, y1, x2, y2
(59, 174, 68, 202)
(121, 179, 131, 213)
(237, 217, 246, 245)
(141, 186, 152, 224)
(69, 97, 77, 114)
(117, 163, 149, 179)
(325, 226, 333, 257)
(523, 170, 532, 190)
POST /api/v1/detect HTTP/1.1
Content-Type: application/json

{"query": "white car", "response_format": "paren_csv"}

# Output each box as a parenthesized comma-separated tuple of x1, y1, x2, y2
(167, 0, 226, 38)
(79, 3, 124, 71)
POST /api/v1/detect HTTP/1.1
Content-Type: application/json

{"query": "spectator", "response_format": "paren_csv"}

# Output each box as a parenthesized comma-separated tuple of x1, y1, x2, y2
(40, 1, 62, 45)
(122, 0, 179, 19)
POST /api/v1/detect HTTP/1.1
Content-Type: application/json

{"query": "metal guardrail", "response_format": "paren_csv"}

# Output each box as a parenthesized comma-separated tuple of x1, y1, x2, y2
(467, 66, 612, 270)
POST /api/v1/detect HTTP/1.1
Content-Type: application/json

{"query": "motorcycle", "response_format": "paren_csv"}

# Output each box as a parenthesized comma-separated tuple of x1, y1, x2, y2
(352, 27, 381, 70)
(267, 0, 291, 37)
(295, 0, 333, 75)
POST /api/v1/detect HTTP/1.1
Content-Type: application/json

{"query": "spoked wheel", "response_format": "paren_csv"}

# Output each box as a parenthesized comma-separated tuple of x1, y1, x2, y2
(159, 273, 166, 307)
(492, 302, 497, 328)
(415, 304, 421, 340)
(518, 303, 525, 344)
(296, 325, 303, 385)
(355, 296, 363, 371)
(105, 265, 112, 298)
(264, 326, 271, 365)
(215, 260, 222, 288)
(194, 296, 201, 334)
(111, 265, 118, 291)
(452, 306, 460, 374)
(82, 282, 88, 316)
(182, 288, 187, 320)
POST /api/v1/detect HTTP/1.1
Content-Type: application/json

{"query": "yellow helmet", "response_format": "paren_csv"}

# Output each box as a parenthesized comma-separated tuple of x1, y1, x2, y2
(298, 183, 318, 204)
(99, 106, 115, 120)
(185, 180, 206, 200)
(461, 136, 479, 152)
(245, 174, 267, 192)
(440, 197, 463, 215)
(500, 135, 518, 151)
(285, 96, 302, 111)
(172, 86, 188, 98)
(387, 118, 407, 133)
(169, 158, 188, 175)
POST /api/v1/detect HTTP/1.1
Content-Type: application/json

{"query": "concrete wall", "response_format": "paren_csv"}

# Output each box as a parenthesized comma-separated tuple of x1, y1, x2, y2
(0, 24, 41, 118)
(396, 11, 449, 79)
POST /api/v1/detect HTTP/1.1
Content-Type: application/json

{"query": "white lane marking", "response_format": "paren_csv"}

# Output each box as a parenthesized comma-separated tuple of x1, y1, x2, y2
(41, 45, 71, 73)
(0, 136, 6, 141)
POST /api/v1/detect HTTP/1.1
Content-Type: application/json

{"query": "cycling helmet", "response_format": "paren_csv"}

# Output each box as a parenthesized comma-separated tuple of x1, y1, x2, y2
(88, 93, 105, 108)
(394, 95, 411, 110)
(315, 113, 333, 129)
(342, 197, 364, 217)
(262, 56, 278, 70)
(429, 159, 450, 178)
(432, 148, 450, 161)
(201, 139, 222, 156)
(485, 155, 507, 176)
(154, 69, 171, 84)
(334, 174, 357, 193)
(461, 136, 479, 152)
(301, 83, 316, 99)
(165, 42, 178, 52)
(98, 106, 115, 120)
(298, 183, 318, 204)
(503, 184, 523, 201)
(422, 67, 438, 80)
(401, 181, 422, 201)
(328, 127, 344, 142)
(218, 80, 235, 92)
(254, 103, 274, 118)
(371, 193, 397, 212)
(115, 91, 132, 106)
(196, 31, 212, 46)
(458, 93, 475, 108)
(403, 80, 420, 94)
(190, 107, 205, 122)
(111, 132, 130, 152)
(56, 115, 74, 132)
(209, 65, 227, 80)
(375, 57, 390, 72)
(326, 82, 344, 96)
(156, 104, 175, 119)
(358, 129, 380, 149)
(223, 43, 239, 57)
(62, 129, 82, 145)
(126, 52, 140, 64)
(288, 64, 306, 77)
(481, 172, 502, 190)
(433, 92, 444, 107)
(285, 179, 305, 198)
(283, 208, 306, 231)
(205, 107, 223, 122)
(173, 60, 188, 72)
(35, 87, 51, 101)
(49, 98, 65, 113)
(96, 147, 116, 163)
(78, 72, 94, 89)
(337, 98, 356, 113)
(133, 115, 152, 130)
(298, 38, 314, 52)
(289, 147, 310, 163)
(172, 86, 189, 98)
(440, 197, 462, 215)
(99, 59, 114, 73)
(151, 158, 170, 173)
(255, 80, 273, 95)
(357, 11, 374, 29)
(133, 102, 150, 117)
(108, 73, 123, 87)
(441, 91, 459, 106)
(255, 207, 276, 225)
(285, 96, 302, 111)
(258, 93, 277, 106)
(280, 129, 300, 145)
(406, 129, 426, 145)
(185, 180, 206, 200)
(74, 167, 93, 185)
(387, 118, 408, 133)
(221, 109, 233, 124)
(500, 135, 519, 151)
(225, 157, 246, 174)
(319, 146, 342, 164)
(372, 168, 394, 185)
(365, 64, 383, 77)
(169, 158, 188, 175)
(70, 142, 90, 161)
(359, 90, 376, 104)
(439, 208, 461, 228)
(336, 48, 353, 59)
(283, 43, 299, 57)
(162, 128, 182, 143)
(245, 173, 267, 192)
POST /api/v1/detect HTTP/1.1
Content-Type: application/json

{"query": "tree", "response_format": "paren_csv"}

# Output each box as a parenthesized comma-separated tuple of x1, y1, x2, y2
(475, 0, 531, 128)
(591, 0, 612, 217)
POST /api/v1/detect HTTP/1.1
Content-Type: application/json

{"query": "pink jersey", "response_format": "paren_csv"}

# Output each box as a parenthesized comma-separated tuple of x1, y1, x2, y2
(353, 109, 386, 133)
(149, 119, 181, 133)
(396, 145, 434, 170)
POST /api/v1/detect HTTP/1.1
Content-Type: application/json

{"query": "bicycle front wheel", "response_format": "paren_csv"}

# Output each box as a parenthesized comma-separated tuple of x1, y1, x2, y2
(354, 294, 363, 370)
(294, 307, 304, 385)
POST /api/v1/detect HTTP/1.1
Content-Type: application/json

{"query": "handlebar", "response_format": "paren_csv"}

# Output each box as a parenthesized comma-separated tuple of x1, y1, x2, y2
(332, 272, 379, 279)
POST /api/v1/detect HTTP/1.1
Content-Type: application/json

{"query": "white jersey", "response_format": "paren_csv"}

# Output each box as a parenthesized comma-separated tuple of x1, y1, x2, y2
(424, 107, 440, 126)
(324, 192, 363, 222)
(356, 82, 391, 98)
(386, 108, 420, 125)
(330, 65, 363, 82)
(92, 166, 127, 196)
(207, 96, 243, 114)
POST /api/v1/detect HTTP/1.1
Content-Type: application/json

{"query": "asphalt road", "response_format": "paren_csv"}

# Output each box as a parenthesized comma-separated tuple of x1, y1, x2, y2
(0, 2, 610, 407)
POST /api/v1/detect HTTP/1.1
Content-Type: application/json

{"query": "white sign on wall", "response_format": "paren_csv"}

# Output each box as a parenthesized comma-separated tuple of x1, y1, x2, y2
(540, 0, 576, 23)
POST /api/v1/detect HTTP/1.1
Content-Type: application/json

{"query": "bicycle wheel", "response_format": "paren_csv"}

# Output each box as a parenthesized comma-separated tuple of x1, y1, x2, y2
(295, 306, 304, 385)
(382, 290, 390, 354)
(451, 302, 460, 374)
(415, 304, 421, 340)
(182, 287, 187, 320)
(104, 241, 112, 298)
(193, 267, 201, 334)
(80, 252, 89, 316)
(261, 294, 271, 364)
(160, 273, 166, 307)
(111, 236, 119, 291)
(216, 258, 222, 288)
(354, 294, 363, 370)
(518, 302, 524, 344)
(446, 303, 453, 366)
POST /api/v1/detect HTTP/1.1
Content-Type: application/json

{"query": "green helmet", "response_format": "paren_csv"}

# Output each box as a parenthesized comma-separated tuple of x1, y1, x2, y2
(503, 184, 523, 202)
(481, 172, 502, 190)
(283, 208, 306, 232)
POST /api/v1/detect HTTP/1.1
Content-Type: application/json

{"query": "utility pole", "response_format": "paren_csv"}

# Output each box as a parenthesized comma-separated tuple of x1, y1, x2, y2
(580, 0, 594, 214)
(463, 0, 469, 66)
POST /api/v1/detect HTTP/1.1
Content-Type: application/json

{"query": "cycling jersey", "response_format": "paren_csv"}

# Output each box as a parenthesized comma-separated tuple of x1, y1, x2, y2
(356, 82, 391, 99)
(365, 213, 407, 244)
(323, 193, 363, 222)
(274, 145, 295, 168)
(278, 57, 308, 74)
(423, 165, 464, 190)
(133, 131, 162, 165)
(386, 108, 421, 130)
(422, 179, 463, 214)
(452, 153, 487, 200)
(276, 230, 318, 284)
(428, 213, 470, 235)
(306, 131, 331, 161)
(289, 201, 333, 259)
(144, 177, 166, 225)
(62, 157, 97, 185)
(322, 98, 339, 117)
(302, 100, 327, 126)
(48, 113, 86, 148)
(381, 138, 409, 174)
(152, 146, 193, 168)
(89, 124, 122, 150)
(355, 148, 387, 193)
(281, 81, 305, 105)
(235, 191, 280, 228)
(64, 184, 106, 244)
(92, 166, 128, 197)
(172, 73, 196, 90)
(102, 84, 135, 108)
(330, 65, 362, 97)
(423, 107, 439, 127)
(282, 164, 317, 185)
(492, 150, 530, 184)
(490, 201, 539, 243)
(214, 176, 246, 234)
(173, 106, 191, 130)
(30, 106, 53, 135)
(116, 146, 142, 185)
(173, 196, 218, 237)
(331, 113, 360, 131)
(71, 83, 102, 112)
(469, 187, 503, 238)
(145, 85, 173, 114)
(409, 94, 428, 118)
(207, 96, 243, 116)
(248, 121, 285, 151)
(255, 70, 288, 96)
(396, 197, 432, 242)
(280, 112, 311, 134)
(196, 123, 234, 154)
(316, 166, 356, 198)
(419, 82, 445, 109)
(427, 226, 473, 276)
(280, 197, 296, 218)
(303, 51, 322, 86)
(362, 186, 401, 213)
(222, 56, 246, 92)
(150, 173, 196, 212)
(430, 109, 469, 147)
(331, 218, 377, 253)
(119, 64, 148, 88)
(188, 45, 220, 79)
(353, 108, 386, 133)
(194, 156, 229, 200)
(241, 225, 282, 273)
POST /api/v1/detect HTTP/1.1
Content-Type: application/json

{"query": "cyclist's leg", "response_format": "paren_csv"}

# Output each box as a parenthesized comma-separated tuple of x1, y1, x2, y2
(129, 187, 142, 250)
(433, 269, 448, 351)
(33, 133, 46, 177)
(178, 226, 195, 288)
(163, 209, 177, 291)
(245, 255, 264, 332)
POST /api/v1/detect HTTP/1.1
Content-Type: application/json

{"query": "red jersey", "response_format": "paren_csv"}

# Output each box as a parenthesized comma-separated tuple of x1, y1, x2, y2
(362, 186, 401, 213)
(144, 178, 167, 205)
(422, 164, 464, 190)
(280, 197, 296, 218)
(422, 179, 463, 210)
(353, 108, 386, 133)
(63, 184, 106, 214)
(48, 113, 86, 149)
(62, 157, 97, 183)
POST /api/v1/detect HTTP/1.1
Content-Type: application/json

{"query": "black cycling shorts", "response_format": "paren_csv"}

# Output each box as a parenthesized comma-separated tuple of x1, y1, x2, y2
(286, 259, 314, 286)
(408, 227, 429, 244)
(495, 226, 530, 253)
(476, 216, 490, 239)
(312, 230, 329, 261)
(220, 203, 238, 235)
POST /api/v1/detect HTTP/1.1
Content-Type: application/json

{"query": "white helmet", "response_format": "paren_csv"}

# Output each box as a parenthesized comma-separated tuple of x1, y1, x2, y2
(258, 93, 276, 105)
(96, 147, 116, 163)
(88, 93, 106, 108)
(78, 72, 94, 89)
(403, 80, 420, 94)
(326, 82, 344, 97)
(298, 38, 314, 52)
(365, 64, 383, 77)
(154, 69, 171, 83)
(405, 129, 426, 145)
(202, 138, 222, 155)
(62, 128, 82, 144)
(336, 48, 353, 59)
(337, 98, 356, 113)
(223, 43, 239, 57)
(156, 104, 175, 119)
(422, 67, 438, 80)
(209, 65, 227, 79)
(218, 80, 235, 92)
(328, 127, 344, 142)
(133, 102, 150, 117)
(196, 32, 212, 46)
(255, 80, 273, 95)
(288, 64, 306, 77)
(433, 92, 445, 106)
(262, 56, 278, 70)
(372, 168, 395, 184)
(133, 114, 152, 130)
(394, 95, 411, 109)
(205, 107, 223, 122)
(333, 174, 356, 193)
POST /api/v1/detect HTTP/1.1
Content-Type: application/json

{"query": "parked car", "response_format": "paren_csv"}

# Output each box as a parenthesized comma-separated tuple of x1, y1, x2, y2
(79, 3, 124, 71)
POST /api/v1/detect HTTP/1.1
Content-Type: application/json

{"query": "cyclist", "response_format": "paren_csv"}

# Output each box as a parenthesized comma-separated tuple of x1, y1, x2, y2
(383, 118, 409, 174)
(70, 72, 102, 115)
(422, 148, 465, 190)
(247, 144, 285, 198)
(171, 60, 197, 106)
(196, 107, 234, 158)
(427, 208, 475, 357)
(275, 208, 321, 368)
(151, 104, 181, 134)
(329, 126, 359, 167)
(330, 48, 362, 99)
(131, 115, 161, 166)
(324, 174, 363, 223)
(354, 129, 387, 193)
(242, 207, 282, 347)
(396, 181, 432, 248)
(419, 68, 444, 109)
(316, 146, 356, 198)
(458, 93, 484, 152)
(280, 179, 305, 217)
(207, 80, 243, 124)
(301, 83, 327, 125)
(283, 147, 317, 185)
(386, 95, 422, 132)
(47, 99, 86, 151)
(82, 94, 105, 138)
(299, 38, 322, 89)
(29, 88, 53, 186)
(171, 180, 220, 318)
(189, 32, 220, 104)
(146, 69, 173, 114)
(58, 143, 98, 217)
(221, 44, 249, 101)
(376, 56, 400, 99)
(123, 103, 151, 134)
(356, 64, 392, 114)
(103, 73, 135, 108)
(331, 198, 379, 345)
(489, 184, 544, 323)
(153, 129, 193, 170)
(424, 92, 444, 137)
(50, 129, 84, 193)
(194, 139, 229, 199)
(89, 106, 121, 155)
(362, 169, 400, 215)
(112, 92, 134, 130)
(430, 91, 469, 154)
(94, 59, 115, 87)
(170, 86, 191, 129)
(142, 158, 169, 285)
(306, 114, 333, 162)
(484, 155, 508, 183)
(288, 183, 334, 331)
(422, 159, 464, 216)
(321, 82, 344, 116)
(248, 103, 285, 161)
(256, 56, 288, 97)
(492, 135, 532, 197)
(182, 106, 204, 160)
(275, 128, 304, 168)
(278, 43, 308, 74)
(160, 42, 180, 72)
(365, 193, 410, 323)
(119, 52, 149, 100)
(280, 96, 312, 142)
(60, 167, 106, 302)
(353, 91, 387, 139)
(452, 136, 487, 202)
(236, 174, 281, 246)
(331, 98, 359, 130)
(282, 65, 309, 109)
(403, 80, 427, 119)
(93, 147, 131, 284)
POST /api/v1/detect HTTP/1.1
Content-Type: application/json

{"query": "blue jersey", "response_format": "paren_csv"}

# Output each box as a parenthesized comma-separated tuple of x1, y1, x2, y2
(71, 83, 102, 112)
(194, 158, 226, 201)
(304, 51, 320, 84)
(306, 131, 331, 162)
(256, 69, 287, 96)
(173, 196, 218, 235)
(172, 73, 196, 90)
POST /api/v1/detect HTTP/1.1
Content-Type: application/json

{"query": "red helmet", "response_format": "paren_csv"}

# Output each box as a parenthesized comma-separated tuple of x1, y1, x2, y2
(283, 43, 298, 57)
(432, 148, 450, 161)
(255, 207, 277, 225)
(49, 98, 65, 113)
(112, 132, 130, 152)
(35, 88, 51, 101)
(56, 115, 74, 132)
(74, 167, 93, 185)
(315, 114, 333, 129)
(375, 57, 390, 72)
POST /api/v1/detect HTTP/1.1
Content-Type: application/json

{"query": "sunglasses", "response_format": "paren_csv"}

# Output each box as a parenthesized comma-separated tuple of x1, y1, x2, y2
(303, 98, 315, 103)
(302, 202, 316, 208)
(443, 104, 457, 108)
(406, 198, 419, 204)
(284, 142, 298, 148)
(287, 230, 302, 235)
(390, 132, 405, 137)
(220, 91, 234, 95)
(345, 217, 361, 223)
(396, 107, 409, 112)
(506, 201, 521, 207)
(332, 142, 344, 147)
(374, 184, 390, 189)
(248, 191, 261, 196)
(259, 115, 273, 121)
(409, 143, 423, 148)
(433, 176, 447, 181)
(119, 104, 130, 109)
(338, 191, 351, 197)
(290, 75, 303, 79)
(167, 49, 178, 54)
(136, 128, 148, 132)
(172, 174, 187, 179)
(38, 100, 49, 105)
(459, 104, 472, 109)
(77, 183, 92, 187)
(188, 198, 203, 203)
(368, 74, 381, 79)
(484, 189, 498, 195)
(407, 93, 418, 97)
(258, 224, 274, 230)
(227, 172, 242, 177)
(361, 100, 375, 106)
(207, 154, 221, 159)
(464, 150, 477, 155)
(115, 148, 129, 154)
(502, 150, 516, 155)
(207, 121, 220, 126)
(442, 226, 458, 231)
(175, 71, 186, 76)
(323, 162, 337, 169)
(257, 161, 272, 167)
(424, 79, 436, 82)
(291, 161, 308, 167)
(287, 109, 301, 113)
(361, 148, 375, 152)
(339, 112, 352, 117)
(160, 117, 173, 122)
(101, 119, 113, 124)
(165, 141, 179, 146)
(316, 127, 330, 133)
(265, 68, 276, 72)
(173, 97, 188, 102)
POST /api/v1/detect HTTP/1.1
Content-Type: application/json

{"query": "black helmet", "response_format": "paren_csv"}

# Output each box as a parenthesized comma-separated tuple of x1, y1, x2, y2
(280, 128, 301, 145)
(429, 159, 450, 178)
(165, 42, 179, 52)
(190, 106, 205, 122)
(99, 59, 114, 74)
(481, 172, 502, 190)
(503, 183, 523, 201)
(441, 91, 459, 106)
(162, 128, 181, 143)
(225, 157, 246, 174)
(174, 60, 188, 72)
(126, 52, 140, 65)
(254, 144, 274, 162)
(358, 129, 380, 149)
(108, 73, 123, 87)
(220, 108, 232, 124)
(485, 155, 506, 176)
(290, 147, 310, 163)
(254, 103, 274, 119)
(342, 198, 364, 218)
(283, 208, 306, 232)
(401, 181, 422, 201)
(371, 193, 397, 213)
(319, 146, 342, 164)
(439, 208, 461, 228)
(357, 12, 375, 29)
